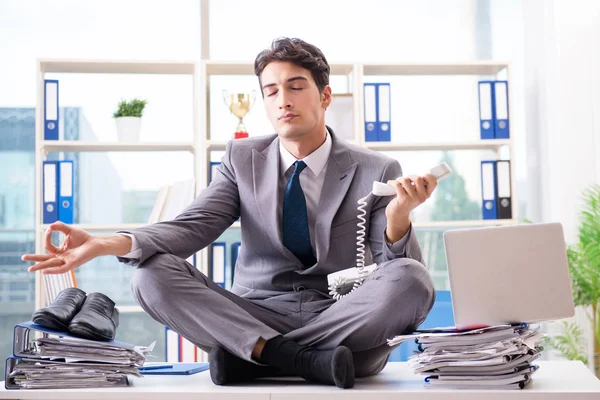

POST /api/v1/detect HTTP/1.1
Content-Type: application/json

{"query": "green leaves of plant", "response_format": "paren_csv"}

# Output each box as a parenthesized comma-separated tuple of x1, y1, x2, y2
(546, 321, 588, 364)
(113, 98, 148, 118)
(569, 185, 600, 308)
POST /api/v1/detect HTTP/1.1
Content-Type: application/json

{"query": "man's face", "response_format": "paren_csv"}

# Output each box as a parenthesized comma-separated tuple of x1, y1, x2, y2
(260, 61, 331, 140)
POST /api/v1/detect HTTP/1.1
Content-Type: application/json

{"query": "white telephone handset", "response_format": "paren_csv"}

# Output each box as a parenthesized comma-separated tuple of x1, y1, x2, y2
(327, 162, 453, 300)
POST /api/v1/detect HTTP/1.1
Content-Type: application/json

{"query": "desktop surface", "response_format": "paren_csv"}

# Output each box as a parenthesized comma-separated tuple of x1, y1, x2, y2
(1, 361, 599, 400)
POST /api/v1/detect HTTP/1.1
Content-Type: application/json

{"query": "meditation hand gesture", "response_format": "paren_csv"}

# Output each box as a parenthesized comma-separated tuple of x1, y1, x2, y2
(22, 221, 101, 274)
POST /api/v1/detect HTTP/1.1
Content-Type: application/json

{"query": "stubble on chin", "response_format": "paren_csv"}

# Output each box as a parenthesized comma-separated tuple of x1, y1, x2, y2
(277, 124, 305, 140)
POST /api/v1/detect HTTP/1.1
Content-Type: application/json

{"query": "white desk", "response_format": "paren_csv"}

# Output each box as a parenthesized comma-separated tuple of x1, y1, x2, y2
(2, 361, 600, 399)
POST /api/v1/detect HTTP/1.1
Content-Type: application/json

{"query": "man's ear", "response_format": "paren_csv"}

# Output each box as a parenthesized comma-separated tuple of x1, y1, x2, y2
(321, 85, 333, 109)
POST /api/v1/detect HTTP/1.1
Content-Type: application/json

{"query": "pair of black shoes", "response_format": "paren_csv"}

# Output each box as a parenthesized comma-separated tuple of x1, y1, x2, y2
(32, 288, 119, 341)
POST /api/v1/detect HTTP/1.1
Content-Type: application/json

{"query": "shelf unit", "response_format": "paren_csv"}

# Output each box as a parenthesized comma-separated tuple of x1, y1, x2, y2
(35, 57, 517, 363)
(41, 141, 196, 153)
(34, 59, 201, 310)
(40, 223, 147, 232)
(199, 60, 516, 215)
(198, 60, 518, 321)
(363, 140, 510, 152)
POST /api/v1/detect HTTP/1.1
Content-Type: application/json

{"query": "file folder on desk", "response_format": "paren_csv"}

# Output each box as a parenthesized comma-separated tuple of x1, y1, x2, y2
(480, 160, 498, 220)
(6, 321, 149, 390)
(44, 79, 59, 140)
(478, 81, 495, 140)
(42, 161, 58, 224)
(139, 362, 209, 375)
(58, 160, 74, 223)
(494, 80, 510, 138)
(4, 356, 129, 390)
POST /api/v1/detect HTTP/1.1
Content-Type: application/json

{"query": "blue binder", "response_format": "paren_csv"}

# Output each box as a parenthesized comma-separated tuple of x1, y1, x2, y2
(494, 80, 510, 138)
(376, 83, 391, 141)
(481, 160, 498, 220)
(12, 321, 139, 359)
(44, 79, 59, 140)
(6, 321, 140, 390)
(230, 242, 241, 289)
(58, 160, 74, 224)
(210, 242, 226, 288)
(363, 83, 378, 142)
(42, 161, 58, 224)
(478, 81, 495, 140)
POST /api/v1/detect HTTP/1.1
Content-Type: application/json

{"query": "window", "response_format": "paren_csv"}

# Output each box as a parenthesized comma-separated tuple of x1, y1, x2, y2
(0, 195, 5, 226)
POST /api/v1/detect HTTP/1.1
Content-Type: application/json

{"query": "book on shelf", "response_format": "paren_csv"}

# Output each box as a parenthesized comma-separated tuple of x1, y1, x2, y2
(147, 179, 196, 224)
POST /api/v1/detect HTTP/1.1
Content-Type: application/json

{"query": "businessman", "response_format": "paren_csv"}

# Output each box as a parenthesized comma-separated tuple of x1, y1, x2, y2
(23, 37, 437, 389)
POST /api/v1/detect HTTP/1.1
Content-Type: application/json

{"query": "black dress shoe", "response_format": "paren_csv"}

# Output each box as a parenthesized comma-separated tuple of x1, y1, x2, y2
(209, 346, 284, 385)
(68, 292, 119, 341)
(32, 288, 87, 331)
(261, 336, 355, 389)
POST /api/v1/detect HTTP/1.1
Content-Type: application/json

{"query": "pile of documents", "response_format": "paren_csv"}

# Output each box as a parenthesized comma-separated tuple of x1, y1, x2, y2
(387, 323, 545, 390)
(5, 321, 154, 390)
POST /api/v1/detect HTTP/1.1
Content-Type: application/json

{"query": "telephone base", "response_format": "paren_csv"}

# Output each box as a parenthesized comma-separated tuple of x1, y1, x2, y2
(326, 264, 378, 286)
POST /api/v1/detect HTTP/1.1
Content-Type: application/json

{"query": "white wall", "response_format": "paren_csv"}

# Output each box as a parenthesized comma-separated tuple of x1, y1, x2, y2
(524, 0, 600, 242)
(523, 0, 600, 367)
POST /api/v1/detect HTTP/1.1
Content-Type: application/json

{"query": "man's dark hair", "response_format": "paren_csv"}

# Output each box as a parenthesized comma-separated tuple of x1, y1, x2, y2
(254, 37, 330, 94)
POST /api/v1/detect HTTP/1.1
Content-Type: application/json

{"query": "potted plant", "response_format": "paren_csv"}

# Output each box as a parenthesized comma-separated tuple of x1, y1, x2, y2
(113, 98, 147, 142)
(547, 184, 600, 377)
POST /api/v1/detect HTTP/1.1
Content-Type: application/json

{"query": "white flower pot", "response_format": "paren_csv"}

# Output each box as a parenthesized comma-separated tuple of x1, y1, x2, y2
(115, 116, 142, 142)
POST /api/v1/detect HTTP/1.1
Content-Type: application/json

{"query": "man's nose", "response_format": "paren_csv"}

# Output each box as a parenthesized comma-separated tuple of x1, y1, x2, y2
(278, 91, 293, 109)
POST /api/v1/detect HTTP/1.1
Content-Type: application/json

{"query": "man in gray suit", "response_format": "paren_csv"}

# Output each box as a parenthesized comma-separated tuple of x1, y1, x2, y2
(23, 38, 437, 389)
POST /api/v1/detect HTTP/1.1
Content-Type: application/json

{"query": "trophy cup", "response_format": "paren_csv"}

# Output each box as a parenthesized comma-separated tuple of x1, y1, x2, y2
(223, 90, 256, 139)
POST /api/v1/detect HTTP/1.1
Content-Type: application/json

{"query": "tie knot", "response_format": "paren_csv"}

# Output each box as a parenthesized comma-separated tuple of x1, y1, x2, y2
(293, 160, 308, 175)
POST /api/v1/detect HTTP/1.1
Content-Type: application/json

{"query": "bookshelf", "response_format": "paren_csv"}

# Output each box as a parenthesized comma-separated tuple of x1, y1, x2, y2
(33, 59, 202, 311)
(199, 60, 517, 234)
(41, 141, 196, 153)
(34, 57, 517, 363)
(198, 61, 518, 361)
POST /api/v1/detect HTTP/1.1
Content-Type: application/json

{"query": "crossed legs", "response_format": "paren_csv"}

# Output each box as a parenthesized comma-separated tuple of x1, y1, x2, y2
(130, 253, 434, 386)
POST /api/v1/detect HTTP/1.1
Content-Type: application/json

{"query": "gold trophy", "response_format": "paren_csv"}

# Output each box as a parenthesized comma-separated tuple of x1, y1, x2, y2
(223, 90, 256, 139)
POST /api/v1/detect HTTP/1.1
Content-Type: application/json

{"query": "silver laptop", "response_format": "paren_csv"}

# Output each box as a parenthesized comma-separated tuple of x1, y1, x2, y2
(443, 222, 575, 327)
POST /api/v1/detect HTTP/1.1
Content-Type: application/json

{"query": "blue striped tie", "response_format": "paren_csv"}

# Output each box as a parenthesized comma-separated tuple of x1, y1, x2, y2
(282, 161, 316, 267)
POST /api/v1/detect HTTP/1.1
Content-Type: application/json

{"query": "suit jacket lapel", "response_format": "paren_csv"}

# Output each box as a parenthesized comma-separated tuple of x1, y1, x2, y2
(252, 137, 303, 264)
(314, 136, 358, 265)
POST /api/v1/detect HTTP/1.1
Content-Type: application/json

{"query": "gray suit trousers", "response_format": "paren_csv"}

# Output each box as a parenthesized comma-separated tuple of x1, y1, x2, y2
(130, 254, 435, 377)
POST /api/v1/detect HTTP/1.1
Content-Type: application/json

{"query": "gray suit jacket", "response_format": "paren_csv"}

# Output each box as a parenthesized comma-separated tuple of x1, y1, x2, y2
(118, 129, 423, 300)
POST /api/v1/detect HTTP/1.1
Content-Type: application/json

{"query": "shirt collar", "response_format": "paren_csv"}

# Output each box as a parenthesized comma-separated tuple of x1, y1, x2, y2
(279, 131, 332, 177)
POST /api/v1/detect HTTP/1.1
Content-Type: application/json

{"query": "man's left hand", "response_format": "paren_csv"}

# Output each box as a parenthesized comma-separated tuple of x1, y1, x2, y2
(384, 173, 438, 243)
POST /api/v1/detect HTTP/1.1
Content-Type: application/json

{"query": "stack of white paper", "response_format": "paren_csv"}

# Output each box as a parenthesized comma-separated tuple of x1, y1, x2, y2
(387, 324, 545, 390)
(5, 321, 155, 390)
